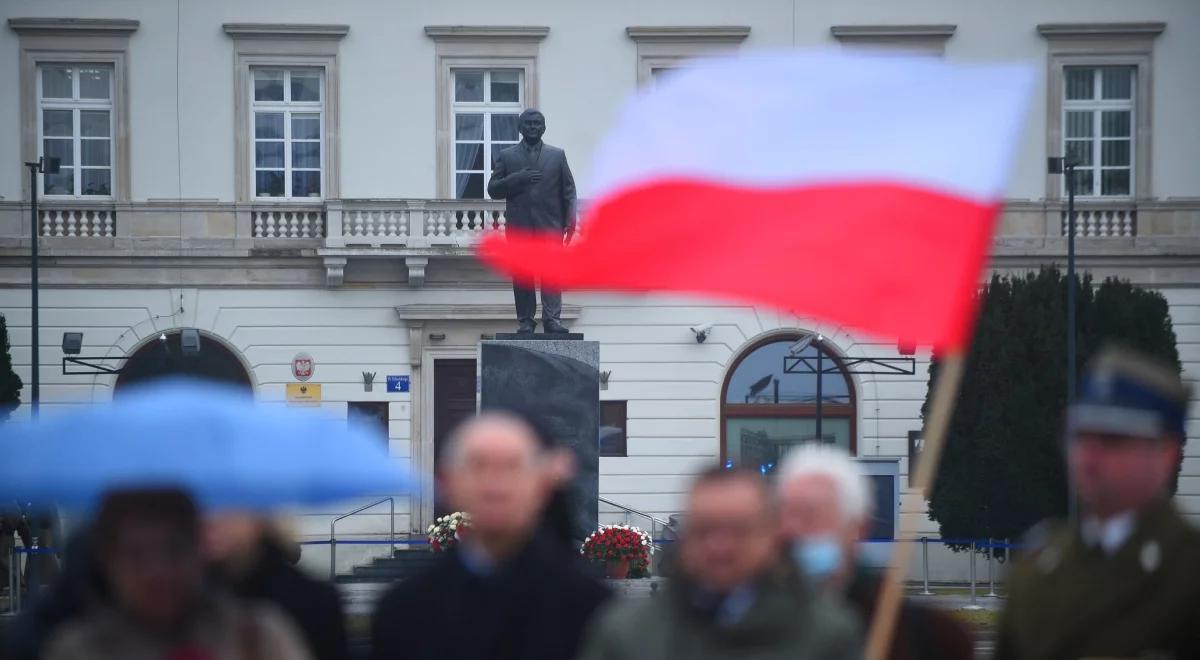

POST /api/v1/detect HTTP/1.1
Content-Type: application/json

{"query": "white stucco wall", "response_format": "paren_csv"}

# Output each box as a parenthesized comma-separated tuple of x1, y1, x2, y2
(1, 0, 1197, 579)
(1, 0, 1197, 201)
(0, 284, 1196, 578)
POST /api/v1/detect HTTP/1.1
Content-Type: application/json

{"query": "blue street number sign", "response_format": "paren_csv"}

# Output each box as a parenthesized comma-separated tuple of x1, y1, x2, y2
(386, 375, 410, 393)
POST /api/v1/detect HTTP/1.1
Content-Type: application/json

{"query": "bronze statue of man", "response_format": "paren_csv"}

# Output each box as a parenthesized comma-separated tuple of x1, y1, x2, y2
(487, 109, 576, 334)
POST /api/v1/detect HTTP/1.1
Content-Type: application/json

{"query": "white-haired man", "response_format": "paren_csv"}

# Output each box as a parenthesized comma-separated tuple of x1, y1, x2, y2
(777, 445, 973, 660)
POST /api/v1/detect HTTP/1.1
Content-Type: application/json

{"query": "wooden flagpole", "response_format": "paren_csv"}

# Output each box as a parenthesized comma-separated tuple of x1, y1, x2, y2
(864, 351, 968, 660)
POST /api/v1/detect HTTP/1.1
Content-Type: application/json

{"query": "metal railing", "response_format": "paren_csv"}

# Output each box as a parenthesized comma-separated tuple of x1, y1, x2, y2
(6, 541, 58, 614)
(597, 496, 678, 554)
(598, 497, 673, 529)
(907, 537, 1014, 608)
(329, 497, 395, 581)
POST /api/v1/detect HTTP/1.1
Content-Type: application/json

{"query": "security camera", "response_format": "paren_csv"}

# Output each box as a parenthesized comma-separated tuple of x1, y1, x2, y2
(788, 334, 823, 356)
(690, 323, 714, 343)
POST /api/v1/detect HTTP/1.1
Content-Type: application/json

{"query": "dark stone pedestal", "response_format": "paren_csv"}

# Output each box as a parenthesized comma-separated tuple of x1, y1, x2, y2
(479, 338, 599, 541)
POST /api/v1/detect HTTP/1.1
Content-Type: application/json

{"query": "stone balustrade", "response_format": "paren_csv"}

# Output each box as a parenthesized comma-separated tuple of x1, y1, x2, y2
(251, 206, 326, 239)
(1061, 207, 1136, 237)
(326, 199, 506, 249)
(39, 207, 116, 238)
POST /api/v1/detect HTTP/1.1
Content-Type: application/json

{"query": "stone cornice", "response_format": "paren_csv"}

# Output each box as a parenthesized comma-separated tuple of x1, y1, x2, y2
(395, 304, 581, 321)
(222, 23, 349, 40)
(626, 26, 750, 42)
(830, 24, 956, 40)
(8, 17, 139, 36)
(1037, 22, 1165, 39)
(424, 25, 549, 41)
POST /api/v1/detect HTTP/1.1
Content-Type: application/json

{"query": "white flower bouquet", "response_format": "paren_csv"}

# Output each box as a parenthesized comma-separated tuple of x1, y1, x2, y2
(426, 511, 471, 552)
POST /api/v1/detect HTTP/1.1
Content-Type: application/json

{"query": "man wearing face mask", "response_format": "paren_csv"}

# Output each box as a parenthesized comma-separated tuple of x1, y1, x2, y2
(778, 446, 974, 660)
(578, 466, 860, 660)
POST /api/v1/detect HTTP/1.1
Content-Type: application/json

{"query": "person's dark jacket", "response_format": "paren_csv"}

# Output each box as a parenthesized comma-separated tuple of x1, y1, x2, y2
(846, 569, 974, 660)
(220, 539, 349, 660)
(371, 534, 609, 660)
(577, 562, 860, 660)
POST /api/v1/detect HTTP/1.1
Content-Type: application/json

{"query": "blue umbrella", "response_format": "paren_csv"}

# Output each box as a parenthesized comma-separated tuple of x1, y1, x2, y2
(0, 379, 412, 510)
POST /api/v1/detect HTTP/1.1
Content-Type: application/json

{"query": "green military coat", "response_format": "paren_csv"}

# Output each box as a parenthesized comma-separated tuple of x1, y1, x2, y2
(995, 500, 1200, 660)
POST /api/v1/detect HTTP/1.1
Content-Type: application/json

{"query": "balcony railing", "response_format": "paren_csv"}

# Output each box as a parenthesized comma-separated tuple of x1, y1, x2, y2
(39, 206, 116, 238)
(327, 199, 506, 249)
(1061, 207, 1136, 237)
(251, 206, 326, 239)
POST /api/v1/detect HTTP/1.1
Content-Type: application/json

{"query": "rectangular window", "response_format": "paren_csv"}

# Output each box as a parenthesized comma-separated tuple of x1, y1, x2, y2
(252, 67, 324, 199)
(599, 400, 628, 457)
(37, 63, 114, 197)
(1063, 66, 1135, 198)
(451, 69, 523, 199)
(348, 401, 390, 446)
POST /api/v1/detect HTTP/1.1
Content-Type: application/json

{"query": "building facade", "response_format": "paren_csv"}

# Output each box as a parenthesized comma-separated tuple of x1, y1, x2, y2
(1, 0, 1197, 577)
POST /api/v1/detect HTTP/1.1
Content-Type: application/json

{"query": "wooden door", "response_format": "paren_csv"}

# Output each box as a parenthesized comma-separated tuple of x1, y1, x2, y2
(433, 359, 477, 516)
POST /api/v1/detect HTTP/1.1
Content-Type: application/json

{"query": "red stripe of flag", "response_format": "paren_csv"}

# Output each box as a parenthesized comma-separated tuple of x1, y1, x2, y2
(480, 180, 998, 350)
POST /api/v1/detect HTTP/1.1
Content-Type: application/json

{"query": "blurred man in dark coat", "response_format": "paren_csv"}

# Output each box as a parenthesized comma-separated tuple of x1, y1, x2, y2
(578, 467, 860, 660)
(777, 445, 974, 660)
(995, 346, 1200, 660)
(371, 412, 609, 660)
(486, 109, 577, 334)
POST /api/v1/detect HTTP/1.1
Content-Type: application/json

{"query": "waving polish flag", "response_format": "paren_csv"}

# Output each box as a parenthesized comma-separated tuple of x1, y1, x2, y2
(479, 53, 1034, 350)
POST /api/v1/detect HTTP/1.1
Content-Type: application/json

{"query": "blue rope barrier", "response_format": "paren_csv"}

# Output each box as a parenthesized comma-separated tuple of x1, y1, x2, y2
(300, 539, 429, 546)
(10, 547, 59, 555)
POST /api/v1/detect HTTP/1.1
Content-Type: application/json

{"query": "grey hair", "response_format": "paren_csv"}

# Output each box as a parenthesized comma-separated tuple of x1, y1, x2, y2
(777, 444, 872, 524)
(440, 411, 544, 469)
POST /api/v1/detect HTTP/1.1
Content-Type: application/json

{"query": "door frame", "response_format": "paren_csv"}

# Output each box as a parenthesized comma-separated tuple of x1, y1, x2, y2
(418, 346, 478, 531)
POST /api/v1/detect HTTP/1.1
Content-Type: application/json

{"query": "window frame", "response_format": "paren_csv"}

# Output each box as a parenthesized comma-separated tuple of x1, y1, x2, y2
(599, 400, 629, 458)
(12, 18, 137, 203)
(1039, 22, 1163, 202)
(450, 68, 525, 200)
(427, 26, 547, 199)
(250, 67, 327, 200)
(626, 26, 750, 88)
(1062, 66, 1136, 199)
(720, 333, 859, 463)
(348, 401, 391, 447)
(36, 62, 117, 199)
(224, 23, 347, 203)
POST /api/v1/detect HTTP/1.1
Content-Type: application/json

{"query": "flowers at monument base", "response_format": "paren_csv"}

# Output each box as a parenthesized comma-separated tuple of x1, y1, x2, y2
(427, 511, 471, 552)
(580, 524, 654, 576)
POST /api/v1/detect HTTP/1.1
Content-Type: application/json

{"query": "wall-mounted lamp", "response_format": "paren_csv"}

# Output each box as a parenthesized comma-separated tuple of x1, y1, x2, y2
(599, 370, 611, 391)
(61, 332, 83, 355)
(362, 371, 376, 392)
(180, 328, 201, 357)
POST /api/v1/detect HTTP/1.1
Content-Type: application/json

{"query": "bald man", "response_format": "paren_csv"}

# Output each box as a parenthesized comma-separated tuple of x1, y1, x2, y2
(370, 412, 608, 660)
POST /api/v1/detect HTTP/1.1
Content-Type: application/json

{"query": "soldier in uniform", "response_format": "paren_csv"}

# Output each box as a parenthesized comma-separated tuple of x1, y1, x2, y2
(995, 346, 1199, 660)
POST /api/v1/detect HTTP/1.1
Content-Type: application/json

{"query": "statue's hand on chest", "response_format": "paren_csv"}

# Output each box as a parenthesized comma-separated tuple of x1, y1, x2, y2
(514, 167, 543, 190)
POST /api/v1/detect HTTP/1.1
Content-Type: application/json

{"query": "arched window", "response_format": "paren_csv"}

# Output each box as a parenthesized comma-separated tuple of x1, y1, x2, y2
(721, 334, 857, 472)
(116, 331, 252, 394)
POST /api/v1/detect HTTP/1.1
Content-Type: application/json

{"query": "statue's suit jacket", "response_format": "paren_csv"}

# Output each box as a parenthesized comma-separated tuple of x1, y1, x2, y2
(487, 141, 576, 233)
